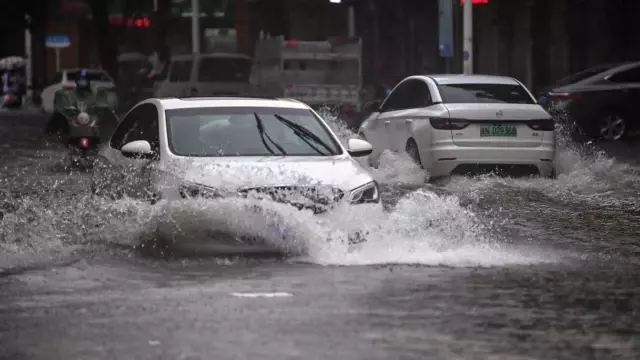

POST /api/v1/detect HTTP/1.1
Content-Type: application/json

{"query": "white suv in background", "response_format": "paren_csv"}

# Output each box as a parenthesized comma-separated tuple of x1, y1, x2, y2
(154, 53, 258, 99)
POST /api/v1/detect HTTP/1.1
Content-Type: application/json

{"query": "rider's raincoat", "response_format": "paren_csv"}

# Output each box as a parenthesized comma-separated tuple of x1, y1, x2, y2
(53, 88, 117, 140)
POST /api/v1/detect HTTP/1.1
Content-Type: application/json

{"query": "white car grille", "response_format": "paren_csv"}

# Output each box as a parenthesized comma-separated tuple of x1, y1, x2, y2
(237, 185, 345, 214)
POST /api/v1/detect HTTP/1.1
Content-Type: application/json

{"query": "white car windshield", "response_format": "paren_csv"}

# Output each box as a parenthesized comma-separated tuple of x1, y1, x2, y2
(438, 83, 535, 104)
(165, 107, 343, 157)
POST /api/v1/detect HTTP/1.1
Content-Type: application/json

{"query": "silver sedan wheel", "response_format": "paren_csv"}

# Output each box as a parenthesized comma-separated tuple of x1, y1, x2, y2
(599, 115, 626, 141)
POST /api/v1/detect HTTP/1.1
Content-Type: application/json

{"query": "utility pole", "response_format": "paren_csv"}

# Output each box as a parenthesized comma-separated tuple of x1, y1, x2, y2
(191, 0, 200, 54)
(438, 0, 454, 73)
(347, 5, 355, 37)
(462, 0, 473, 74)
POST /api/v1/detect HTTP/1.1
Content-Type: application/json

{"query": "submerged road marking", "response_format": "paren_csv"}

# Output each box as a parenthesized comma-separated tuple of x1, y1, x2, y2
(229, 292, 293, 298)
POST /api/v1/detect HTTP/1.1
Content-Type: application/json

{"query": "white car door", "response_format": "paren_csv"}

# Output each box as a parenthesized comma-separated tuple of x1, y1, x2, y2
(387, 79, 434, 152)
(96, 103, 161, 201)
(360, 109, 390, 155)
(41, 72, 64, 113)
(367, 81, 415, 153)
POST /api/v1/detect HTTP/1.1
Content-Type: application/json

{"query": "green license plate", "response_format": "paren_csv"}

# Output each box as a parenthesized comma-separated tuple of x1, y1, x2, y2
(480, 125, 517, 137)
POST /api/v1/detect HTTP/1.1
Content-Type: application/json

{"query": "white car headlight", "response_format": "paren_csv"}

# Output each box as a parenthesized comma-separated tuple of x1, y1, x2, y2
(76, 112, 91, 125)
(348, 181, 380, 205)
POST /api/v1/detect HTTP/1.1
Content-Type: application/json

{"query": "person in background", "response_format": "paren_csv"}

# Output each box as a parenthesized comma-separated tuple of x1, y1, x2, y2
(44, 69, 112, 137)
(133, 61, 155, 103)
(2, 69, 20, 96)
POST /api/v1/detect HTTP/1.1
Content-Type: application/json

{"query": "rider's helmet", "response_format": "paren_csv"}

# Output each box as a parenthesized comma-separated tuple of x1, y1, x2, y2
(75, 69, 91, 91)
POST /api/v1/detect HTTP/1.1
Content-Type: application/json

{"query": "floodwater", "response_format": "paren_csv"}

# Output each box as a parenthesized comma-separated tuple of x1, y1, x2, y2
(0, 110, 638, 359)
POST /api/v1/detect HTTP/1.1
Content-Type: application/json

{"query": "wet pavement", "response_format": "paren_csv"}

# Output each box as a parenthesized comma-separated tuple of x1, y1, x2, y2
(0, 111, 639, 359)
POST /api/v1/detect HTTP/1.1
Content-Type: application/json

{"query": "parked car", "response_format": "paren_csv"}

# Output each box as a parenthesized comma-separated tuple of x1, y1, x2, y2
(41, 69, 118, 113)
(359, 74, 556, 179)
(154, 53, 258, 99)
(90, 96, 380, 255)
(538, 61, 640, 141)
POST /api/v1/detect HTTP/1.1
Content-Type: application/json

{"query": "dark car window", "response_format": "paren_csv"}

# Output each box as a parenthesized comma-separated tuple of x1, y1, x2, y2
(165, 107, 342, 157)
(438, 83, 535, 104)
(110, 106, 143, 149)
(169, 60, 193, 82)
(110, 103, 160, 152)
(126, 104, 160, 153)
(381, 80, 414, 111)
(608, 66, 640, 83)
(406, 80, 432, 108)
(197, 57, 251, 82)
(118, 60, 150, 84)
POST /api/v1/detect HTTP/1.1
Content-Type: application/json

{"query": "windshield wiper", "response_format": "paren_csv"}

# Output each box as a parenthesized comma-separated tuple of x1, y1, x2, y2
(254, 113, 287, 155)
(273, 114, 335, 156)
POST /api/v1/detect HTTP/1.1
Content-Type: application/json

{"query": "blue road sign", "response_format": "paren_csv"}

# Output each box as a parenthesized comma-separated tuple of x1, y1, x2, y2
(45, 34, 71, 49)
(439, 0, 454, 58)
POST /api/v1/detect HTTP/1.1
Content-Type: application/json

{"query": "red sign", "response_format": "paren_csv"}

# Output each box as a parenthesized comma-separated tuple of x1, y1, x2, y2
(460, 0, 489, 4)
(60, 0, 89, 12)
(108, 16, 151, 28)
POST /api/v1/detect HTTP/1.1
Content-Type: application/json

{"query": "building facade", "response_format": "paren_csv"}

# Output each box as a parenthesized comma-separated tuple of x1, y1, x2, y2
(8, 0, 639, 95)
(344, 0, 640, 93)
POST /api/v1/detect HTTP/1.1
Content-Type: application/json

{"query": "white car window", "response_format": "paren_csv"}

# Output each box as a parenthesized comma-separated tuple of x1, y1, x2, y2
(169, 60, 192, 82)
(198, 57, 251, 83)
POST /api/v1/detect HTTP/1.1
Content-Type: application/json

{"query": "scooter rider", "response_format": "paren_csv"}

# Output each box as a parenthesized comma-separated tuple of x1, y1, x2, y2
(44, 69, 111, 136)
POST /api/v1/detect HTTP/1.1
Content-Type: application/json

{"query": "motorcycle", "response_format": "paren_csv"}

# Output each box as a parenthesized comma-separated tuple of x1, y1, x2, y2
(0, 56, 26, 110)
(59, 101, 103, 169)
(1, 92, 22, 109)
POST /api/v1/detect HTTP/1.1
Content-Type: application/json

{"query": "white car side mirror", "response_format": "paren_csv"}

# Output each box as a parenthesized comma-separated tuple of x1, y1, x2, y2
(121, 140, 156, 159)
(347, 138, 373, 158)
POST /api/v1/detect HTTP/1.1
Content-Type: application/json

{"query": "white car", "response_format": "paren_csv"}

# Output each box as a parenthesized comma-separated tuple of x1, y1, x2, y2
(90, 96, 382, 255)
(359, 74, 556, 179)
(41, 68, 118, 113)
(154, 53, 257, 98)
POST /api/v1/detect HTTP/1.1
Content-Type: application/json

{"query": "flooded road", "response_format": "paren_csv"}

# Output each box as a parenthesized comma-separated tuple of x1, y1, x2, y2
(0, 111, 639, 359)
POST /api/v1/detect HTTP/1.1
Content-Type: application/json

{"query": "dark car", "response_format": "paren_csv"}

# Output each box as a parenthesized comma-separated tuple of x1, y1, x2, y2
(538, 61, 640, 141)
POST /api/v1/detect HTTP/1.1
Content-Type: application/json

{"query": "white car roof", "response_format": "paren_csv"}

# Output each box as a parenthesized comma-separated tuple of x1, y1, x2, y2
(425, 74, 520, 85)
(156, 97, 310, 110)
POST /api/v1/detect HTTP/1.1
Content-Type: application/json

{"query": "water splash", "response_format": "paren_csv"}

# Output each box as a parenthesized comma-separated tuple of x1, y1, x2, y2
(4, 110, 636, 270)
(444, 126, 640, 208)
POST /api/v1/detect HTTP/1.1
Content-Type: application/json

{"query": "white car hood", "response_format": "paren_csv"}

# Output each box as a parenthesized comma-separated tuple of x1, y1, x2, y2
(164, 155, 375, 192)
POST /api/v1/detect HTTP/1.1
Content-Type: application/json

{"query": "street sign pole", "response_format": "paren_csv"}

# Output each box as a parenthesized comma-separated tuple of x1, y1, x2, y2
(438, 0, 454, 73)
(462, 0, 473, 74)
(55, 48, 61, 72)
(45, 34, 71, 73)
(192, 0, 200, 54)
